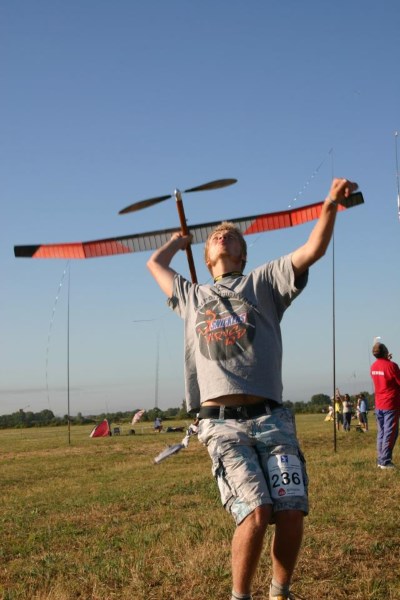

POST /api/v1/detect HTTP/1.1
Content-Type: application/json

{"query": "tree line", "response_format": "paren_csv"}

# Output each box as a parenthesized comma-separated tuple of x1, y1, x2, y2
(0, 393, 374, 430)
(0, 404, 188, 430)
(286, 391, 374, 414)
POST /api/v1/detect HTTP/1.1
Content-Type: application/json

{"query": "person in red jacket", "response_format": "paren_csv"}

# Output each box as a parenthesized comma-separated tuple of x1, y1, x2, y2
(370, 342, 400, 469)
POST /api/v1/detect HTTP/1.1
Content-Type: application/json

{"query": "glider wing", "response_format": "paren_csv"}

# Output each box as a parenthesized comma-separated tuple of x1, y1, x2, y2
(154, 443, 185, 464)
(154, 432, 191, 464)
(14, 192, 364, 259)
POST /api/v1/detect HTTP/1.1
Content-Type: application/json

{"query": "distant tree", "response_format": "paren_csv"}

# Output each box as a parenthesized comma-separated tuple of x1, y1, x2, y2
(164, 407, 180, 418)
(37, 409, 56, 424)
(310, 394, 330, 406)
(146, 408, 162, 422)
(293, 402, 307, 413)
(178, 398, 190, 419)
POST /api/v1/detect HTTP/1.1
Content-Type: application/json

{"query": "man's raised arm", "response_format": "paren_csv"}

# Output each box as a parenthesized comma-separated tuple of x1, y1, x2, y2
(147, 232, 192, 297)
(292, 178, 358, 277)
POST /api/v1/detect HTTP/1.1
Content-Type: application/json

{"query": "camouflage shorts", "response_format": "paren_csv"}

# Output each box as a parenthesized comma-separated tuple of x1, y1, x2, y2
(197, 406, 309, 525)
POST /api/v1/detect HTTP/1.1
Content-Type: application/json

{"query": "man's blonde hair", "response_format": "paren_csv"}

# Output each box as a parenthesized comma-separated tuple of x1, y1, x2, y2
(204, 221, 247, 273)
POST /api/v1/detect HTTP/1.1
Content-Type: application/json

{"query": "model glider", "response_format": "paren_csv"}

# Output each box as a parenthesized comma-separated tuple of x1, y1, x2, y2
(14, 187, 364, 264)
(154, 430, 191, 464)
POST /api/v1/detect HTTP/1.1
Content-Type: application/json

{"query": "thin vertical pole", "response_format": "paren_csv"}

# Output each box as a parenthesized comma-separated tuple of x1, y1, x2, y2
(67, 265, 71, 445)
(155, 332, 159, 410)
(330, 149, 337, 452)
(395, 131, 400, 222)
(332, 234, 337, 452)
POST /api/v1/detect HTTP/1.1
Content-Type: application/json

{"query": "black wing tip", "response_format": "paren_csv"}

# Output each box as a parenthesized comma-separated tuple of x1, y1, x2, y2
(341, 191, 364, 208)
(14, 245, 40, 258)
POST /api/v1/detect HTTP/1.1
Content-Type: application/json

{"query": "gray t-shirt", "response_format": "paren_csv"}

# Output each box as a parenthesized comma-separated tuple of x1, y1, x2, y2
(167, 254, 308, 411)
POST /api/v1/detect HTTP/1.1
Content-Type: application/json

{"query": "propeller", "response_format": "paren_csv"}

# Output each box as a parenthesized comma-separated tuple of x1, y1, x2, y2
(118, 177, 237, 285)
(118, 178, 237, 215)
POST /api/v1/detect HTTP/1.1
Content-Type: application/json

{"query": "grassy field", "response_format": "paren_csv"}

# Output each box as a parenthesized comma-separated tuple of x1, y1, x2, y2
(1, 415, 400, 600)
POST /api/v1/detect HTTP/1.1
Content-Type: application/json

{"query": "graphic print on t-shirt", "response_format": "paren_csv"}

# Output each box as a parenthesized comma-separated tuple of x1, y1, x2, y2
(195, 294, 256, 360)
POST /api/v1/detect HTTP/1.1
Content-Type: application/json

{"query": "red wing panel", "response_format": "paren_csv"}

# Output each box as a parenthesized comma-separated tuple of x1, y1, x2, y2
(84, 240, 133, 258)
(14, 192, 364, 259)
(35, 243, 86, 259)
(243, 212, 292, 235)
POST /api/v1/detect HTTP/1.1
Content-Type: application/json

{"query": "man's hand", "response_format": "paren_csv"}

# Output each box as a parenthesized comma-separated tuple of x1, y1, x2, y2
(328, 178, 358, 204)
(292, 177, 360, 276)
(170, 231, 193, 250)
(147, 231, 193, 297)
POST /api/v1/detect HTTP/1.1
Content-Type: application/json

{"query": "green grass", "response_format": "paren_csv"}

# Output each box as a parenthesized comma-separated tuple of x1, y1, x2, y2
(1, 416, 399, 599)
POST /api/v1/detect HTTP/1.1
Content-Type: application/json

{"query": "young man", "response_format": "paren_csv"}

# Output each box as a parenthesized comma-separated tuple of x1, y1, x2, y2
(147, 178, 358, 600)
(370, 342, 400, 469)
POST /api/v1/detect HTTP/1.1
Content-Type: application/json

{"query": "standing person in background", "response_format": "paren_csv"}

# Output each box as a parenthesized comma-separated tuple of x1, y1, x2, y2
(370, 343, 400, 469)
(334, 392, 343, 431)
(342, 393, 352, 431)
(154, 416, 163, 433)
(147, 177, 358, 600)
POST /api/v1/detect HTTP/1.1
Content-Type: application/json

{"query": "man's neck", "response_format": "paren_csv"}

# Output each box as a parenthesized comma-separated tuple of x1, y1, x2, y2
(211, 259, 242, 280)
(213, 270, 242, 282)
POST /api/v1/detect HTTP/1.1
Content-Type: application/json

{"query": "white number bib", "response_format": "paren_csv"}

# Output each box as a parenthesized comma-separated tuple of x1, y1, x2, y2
(267, 454, 305, 499)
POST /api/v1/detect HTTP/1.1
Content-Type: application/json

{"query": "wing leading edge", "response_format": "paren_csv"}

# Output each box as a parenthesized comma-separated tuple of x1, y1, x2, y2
(14, 192, 364, 259)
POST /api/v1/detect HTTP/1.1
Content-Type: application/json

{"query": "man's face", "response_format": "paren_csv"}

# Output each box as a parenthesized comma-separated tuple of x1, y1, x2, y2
(206, 228, 245, 270)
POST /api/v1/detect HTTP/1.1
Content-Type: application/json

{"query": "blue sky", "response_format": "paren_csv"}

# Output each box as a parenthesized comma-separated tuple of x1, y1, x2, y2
(1, 1, 399, 416)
